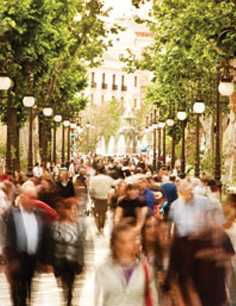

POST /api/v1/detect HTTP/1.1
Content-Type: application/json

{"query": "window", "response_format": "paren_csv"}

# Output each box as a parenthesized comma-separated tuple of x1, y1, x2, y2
(102, 73, 107, 89)
(112, 74, 118, 90)
(121, 75, 127, 91)
(91, 72, 96, 88)
(92, 72, 95, 82)
(134, 76, 138, 87)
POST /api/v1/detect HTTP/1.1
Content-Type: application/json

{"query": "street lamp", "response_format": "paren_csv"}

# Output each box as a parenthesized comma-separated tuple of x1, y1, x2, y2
(54, 114, 62, 123)
(23, 96, 36, 176)
(158, 122, 166, 165)
(0, 77, 12, 91)
(167, 119, 176, 170)
(152, 110, 158, 171)
(193, 102, 205, 177)
(218, 63, 234, 97)
(43, 107, 53, 117)
(61, 120, 70, 165)
(52, 114, 62, 164)
(177, 111, 187, 177)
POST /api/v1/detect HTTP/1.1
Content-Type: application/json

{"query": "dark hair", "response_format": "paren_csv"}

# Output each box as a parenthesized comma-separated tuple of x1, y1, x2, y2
(226, 193, 236, 206)
(110, 218, 137, 260)
(142, 214, 163, 270)
(96, 165, 106, 175)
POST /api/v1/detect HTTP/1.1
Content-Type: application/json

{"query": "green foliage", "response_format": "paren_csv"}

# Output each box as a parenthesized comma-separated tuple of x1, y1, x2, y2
(80, 99, 124, 153)
(126, 0, 236, 120)
(0, 0, 117, 124)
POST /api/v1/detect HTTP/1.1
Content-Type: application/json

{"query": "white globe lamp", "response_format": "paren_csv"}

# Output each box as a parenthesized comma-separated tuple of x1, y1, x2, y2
(193, 102, 205, 114)
(218, 80, 234, 97)
(63, 120, 70, 127)
(54, 115, 62, 123)
(23, 96, 35, 108)
(177, 111, 187, 121)
(43, 107, 53, 117)
(166, 119, 175, 127)
(0, 77, 12, 90)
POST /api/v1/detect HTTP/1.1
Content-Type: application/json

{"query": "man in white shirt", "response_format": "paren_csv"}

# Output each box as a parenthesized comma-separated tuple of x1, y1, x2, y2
(32, 162, 43, 178)
(2, 184, 46, 306)
(89, 165, 114, 233)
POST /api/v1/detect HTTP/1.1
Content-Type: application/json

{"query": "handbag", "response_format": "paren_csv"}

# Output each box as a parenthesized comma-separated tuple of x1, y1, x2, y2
(142, 258, 154, 306)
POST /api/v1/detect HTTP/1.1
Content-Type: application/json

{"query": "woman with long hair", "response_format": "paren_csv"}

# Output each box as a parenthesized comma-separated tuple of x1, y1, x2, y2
(95, 218, 158, 306)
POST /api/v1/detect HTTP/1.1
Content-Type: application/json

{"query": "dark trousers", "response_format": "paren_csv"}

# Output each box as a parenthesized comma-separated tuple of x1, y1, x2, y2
(54, 260, 82, 306)
(7, 254, 36, 306)
(93, 198, 108, 231)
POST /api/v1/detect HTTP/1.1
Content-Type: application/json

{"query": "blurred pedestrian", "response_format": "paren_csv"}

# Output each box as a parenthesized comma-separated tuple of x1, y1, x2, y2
(49, 197, 85, 306)
(2, 184, 48, 306)
(114, 184, 148, 229)
(89, 165, 114, 233)
(95, 219, 158, 306)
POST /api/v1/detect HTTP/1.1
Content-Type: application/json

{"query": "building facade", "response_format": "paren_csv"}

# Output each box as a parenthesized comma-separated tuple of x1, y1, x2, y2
(85, 16, 153, 110)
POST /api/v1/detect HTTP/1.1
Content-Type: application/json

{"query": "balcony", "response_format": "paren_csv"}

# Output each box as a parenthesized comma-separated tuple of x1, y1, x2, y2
(91, 82, 96, 88)
(121, 85, 127, 92)
(102, 83, 108, 90)
(112, 84, 118, 91)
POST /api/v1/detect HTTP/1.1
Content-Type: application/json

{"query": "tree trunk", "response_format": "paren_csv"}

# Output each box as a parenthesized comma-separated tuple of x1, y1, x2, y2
(38, 115, 52, 166)
(5, 95, 19, 175)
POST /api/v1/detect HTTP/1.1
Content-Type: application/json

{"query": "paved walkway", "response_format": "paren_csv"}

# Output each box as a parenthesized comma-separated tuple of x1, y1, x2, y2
(0, 215, 112, 306)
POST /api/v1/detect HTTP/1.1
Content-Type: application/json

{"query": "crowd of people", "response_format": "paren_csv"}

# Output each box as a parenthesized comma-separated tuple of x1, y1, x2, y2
(0, 155, 235, 306)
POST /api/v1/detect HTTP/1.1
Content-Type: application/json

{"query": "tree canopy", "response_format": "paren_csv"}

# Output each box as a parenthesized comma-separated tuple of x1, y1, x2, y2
(126, 0, 236, 116)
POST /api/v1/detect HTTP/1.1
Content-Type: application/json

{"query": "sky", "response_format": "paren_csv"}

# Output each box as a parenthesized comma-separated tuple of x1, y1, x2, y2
(104, 0, 151, 19)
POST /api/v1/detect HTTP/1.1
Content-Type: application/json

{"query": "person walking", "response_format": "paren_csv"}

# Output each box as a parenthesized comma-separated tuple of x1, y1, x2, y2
(164, 179, 234, 306)
(114, 184, 148, 229)
(48, 197, 85, 306)
(95, 219, 158, 306)
(2, 184, 48, 306)
(89, 165, 114, 233)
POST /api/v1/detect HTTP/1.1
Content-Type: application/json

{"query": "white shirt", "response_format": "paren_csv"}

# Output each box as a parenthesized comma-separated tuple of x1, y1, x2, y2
(89, 174, 114, 200)
(33, 166, 43, 178)
(20, 207, 39, 255)
(169, 195, 212, 237)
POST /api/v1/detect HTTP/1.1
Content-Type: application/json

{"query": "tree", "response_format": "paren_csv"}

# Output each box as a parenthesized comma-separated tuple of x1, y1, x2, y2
(0, 0, 118, 172)
(124, 0, 236, 171)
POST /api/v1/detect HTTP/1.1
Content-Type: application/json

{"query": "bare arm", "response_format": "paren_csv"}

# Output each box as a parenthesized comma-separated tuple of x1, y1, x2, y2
(114, 207, 123, 225)
(136, 206, 148, 230)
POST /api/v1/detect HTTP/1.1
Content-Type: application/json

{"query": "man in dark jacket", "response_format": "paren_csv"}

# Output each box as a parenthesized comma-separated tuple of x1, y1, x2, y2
(2, 183, 48, 306)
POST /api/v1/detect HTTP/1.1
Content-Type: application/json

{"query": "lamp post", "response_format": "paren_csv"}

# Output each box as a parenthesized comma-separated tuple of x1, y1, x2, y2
(157, 123, 161, 170)
(23, 96, 35, 176)
(166, 119, 175, 169)
(216, 63, 235, 184)
(159, 122, 166, 166)
(62, 120, 70, 166)
(152, 110, 158, 171)
(53, 115, 62, 164)
(177, 111, 187, 177)
(42, 107, 53, 164)
(193, 102, 205, 177)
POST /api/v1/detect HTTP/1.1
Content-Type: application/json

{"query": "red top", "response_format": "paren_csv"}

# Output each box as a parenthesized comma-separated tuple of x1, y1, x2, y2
(32, 199, 59, 221)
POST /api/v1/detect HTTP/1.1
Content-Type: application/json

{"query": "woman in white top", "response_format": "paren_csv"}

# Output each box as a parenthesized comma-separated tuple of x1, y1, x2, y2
(95, 219, 158, 306)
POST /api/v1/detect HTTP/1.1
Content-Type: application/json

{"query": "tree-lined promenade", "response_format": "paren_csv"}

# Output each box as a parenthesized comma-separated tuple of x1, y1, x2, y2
(126, 0, 236, 185)
(0, 0, 118, 174)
